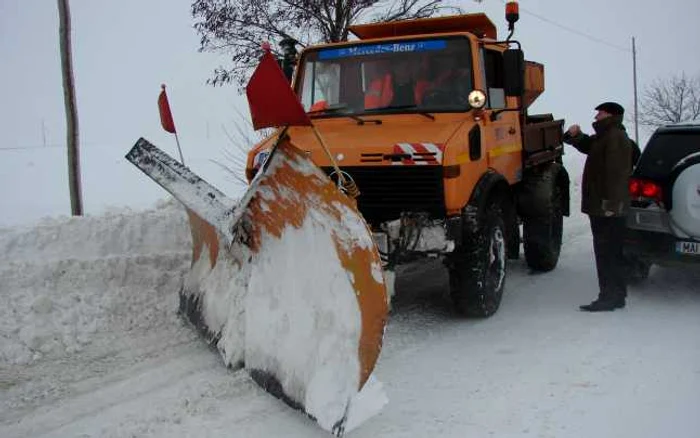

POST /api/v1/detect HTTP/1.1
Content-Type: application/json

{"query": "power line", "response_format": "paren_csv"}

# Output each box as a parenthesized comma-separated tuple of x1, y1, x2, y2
(499, 0, 630, 53)
(0, 142, 115, 152)
(0, 144, 63, 151)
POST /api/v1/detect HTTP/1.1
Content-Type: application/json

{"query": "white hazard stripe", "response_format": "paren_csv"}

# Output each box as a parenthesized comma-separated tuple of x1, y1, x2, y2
(392, 143, 444, 165)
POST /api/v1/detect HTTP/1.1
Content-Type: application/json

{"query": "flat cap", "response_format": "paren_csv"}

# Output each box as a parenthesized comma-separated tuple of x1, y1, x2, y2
(595, 101, 625, 116)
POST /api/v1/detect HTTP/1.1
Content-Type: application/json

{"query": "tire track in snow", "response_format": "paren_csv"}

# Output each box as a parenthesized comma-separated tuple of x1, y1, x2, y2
(0, 324, 198, 422)
(2, 343, 222, 438)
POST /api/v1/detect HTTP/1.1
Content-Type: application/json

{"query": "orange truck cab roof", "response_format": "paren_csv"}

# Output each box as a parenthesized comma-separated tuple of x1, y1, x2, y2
(348, 13, 498, 40)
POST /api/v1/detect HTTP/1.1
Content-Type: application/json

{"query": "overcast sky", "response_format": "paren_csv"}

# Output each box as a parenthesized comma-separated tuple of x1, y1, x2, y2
(1, 0, 699, 227)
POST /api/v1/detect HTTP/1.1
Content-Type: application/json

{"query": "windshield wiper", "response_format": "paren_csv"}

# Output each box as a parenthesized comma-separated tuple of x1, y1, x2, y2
(365, 105, 435, 121)
(351, 115, 382, 125)
(308, 104, 381, 125)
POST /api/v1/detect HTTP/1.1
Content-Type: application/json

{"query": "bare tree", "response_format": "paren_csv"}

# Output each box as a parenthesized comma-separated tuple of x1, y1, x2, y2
(213, 106, 277, 189)
(58, 0, 83, 216)
(638, 73, 700, 128)
(192, 0, 463, 87)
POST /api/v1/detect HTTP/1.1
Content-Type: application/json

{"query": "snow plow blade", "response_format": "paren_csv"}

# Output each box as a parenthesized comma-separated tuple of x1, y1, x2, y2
(126, 137, 388, 435)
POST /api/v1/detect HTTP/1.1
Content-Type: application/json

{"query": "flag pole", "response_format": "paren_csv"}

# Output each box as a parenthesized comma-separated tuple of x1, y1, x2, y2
(174, 131, 185, 164)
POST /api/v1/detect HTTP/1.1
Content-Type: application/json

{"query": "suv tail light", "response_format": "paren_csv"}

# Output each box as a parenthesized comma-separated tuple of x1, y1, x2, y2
(629, 178, 663, 203)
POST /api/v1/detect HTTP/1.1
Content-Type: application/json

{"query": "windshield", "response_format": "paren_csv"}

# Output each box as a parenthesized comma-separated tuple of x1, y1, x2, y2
(298, 37, 473, 117)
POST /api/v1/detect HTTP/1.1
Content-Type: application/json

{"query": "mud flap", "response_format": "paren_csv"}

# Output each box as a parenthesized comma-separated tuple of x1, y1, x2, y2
(126, 137, 388, 435)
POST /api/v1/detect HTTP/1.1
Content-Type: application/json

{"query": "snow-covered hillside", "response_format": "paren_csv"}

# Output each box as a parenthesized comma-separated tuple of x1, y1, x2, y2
(2, 165, 700, 437)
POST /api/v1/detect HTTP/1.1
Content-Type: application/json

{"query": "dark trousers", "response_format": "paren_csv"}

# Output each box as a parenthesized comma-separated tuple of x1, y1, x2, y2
(589, 216, 628, 302)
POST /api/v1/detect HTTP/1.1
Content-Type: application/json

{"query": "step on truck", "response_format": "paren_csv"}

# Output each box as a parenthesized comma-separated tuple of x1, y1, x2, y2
(247, 5, 570, 317)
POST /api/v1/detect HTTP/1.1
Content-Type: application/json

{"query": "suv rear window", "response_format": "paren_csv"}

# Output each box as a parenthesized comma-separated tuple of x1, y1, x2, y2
(635, 131, 700, 179)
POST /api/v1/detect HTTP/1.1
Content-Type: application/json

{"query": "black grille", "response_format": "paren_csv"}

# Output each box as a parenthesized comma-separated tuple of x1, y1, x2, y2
(323, 166, 445, 226)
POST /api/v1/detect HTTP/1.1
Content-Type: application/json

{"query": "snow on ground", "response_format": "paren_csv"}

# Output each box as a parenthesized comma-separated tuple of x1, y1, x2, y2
(2, 159, 700, 437)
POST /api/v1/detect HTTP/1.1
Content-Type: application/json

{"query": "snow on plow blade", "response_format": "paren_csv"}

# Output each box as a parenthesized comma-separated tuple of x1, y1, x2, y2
(126, 137, 388, 435)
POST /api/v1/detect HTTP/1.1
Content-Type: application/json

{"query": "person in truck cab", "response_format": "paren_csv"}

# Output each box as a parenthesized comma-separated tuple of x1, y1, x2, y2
(563, 102, 635, 312)
(364, 58, 422, 109)
(415, 55, 472, 107)
(364, 62, 392, 109)
(364, 55, 470, 109)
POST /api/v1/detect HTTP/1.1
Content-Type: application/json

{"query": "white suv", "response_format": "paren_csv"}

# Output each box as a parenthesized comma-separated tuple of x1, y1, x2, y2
(624, 123, 700, 279)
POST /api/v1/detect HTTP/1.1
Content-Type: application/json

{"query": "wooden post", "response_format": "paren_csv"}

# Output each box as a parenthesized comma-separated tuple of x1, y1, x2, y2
(58, 0, 83, 216)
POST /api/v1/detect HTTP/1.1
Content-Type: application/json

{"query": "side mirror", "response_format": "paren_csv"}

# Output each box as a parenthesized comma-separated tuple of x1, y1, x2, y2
(503, 48, 524, 97)
(279, 38, 298, 83)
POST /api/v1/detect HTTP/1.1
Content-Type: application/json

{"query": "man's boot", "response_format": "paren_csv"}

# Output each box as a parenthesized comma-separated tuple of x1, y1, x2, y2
(579, 298, 624, 312)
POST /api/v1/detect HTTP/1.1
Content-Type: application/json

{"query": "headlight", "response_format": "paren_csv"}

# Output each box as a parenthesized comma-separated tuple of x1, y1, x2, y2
(468, 90, 487, 109)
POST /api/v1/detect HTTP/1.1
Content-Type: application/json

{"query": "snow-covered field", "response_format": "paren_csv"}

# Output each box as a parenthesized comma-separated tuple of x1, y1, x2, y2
(2, 174, 700, 437)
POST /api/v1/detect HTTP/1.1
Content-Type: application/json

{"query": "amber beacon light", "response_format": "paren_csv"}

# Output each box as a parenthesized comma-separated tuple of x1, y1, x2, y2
(506, 2, 520, 29)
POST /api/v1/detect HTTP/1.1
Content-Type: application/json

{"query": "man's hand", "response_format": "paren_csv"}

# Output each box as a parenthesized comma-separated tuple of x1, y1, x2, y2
(601, 200, 622, 217)
(566, 124, 582, 137)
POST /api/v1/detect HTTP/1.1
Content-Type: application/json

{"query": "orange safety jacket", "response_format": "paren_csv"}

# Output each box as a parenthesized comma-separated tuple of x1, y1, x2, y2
(364, 74, 394, 109)
(365, 74, 434, 109)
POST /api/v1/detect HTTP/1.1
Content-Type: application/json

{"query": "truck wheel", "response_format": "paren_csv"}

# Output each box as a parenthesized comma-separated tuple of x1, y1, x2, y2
(449, 200, 507, 317)
(523, 178, 563, 272)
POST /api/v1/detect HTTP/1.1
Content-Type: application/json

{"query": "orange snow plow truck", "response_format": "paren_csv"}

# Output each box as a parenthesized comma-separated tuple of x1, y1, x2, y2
(126, 4, 568, 436)
(247, 8, 570, 314)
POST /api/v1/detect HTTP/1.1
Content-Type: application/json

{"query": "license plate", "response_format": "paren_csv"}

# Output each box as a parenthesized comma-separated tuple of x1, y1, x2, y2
(676, 240, 700, 255)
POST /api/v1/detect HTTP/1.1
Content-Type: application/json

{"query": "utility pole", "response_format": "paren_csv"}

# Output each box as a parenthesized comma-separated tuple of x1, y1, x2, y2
(58, 0, 83, 216)
(41, 119, 47, 147)
(632, 36, 639, 144)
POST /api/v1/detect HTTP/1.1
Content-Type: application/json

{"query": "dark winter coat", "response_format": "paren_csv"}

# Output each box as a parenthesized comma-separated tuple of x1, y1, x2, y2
(563, 115, 634, 217)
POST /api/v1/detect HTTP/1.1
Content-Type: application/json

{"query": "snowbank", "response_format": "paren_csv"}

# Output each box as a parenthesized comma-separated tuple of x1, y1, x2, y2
(0, 199, 192, 366)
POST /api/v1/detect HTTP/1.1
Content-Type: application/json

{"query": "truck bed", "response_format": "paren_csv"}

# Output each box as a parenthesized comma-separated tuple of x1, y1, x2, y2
(523, 114, 565, 168)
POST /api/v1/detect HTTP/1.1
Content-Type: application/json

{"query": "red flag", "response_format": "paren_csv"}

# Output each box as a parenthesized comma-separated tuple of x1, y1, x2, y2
(246, 49, 311, 130)
(158, 84, 177, 134)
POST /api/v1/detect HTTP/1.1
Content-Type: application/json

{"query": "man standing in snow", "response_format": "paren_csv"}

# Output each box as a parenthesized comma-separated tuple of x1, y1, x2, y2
(563, 102, 635, 312)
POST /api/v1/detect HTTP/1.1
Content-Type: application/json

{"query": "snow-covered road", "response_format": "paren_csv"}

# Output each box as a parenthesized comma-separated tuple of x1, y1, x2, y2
(2, 201, 699, 438)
